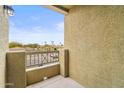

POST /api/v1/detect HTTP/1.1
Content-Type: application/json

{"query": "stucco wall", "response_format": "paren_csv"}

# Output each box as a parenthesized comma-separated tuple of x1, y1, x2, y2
(65, 6, 124, 87)
(59, 49, 65, 76)
(0, 6, 8, 88)
(59, 49, 69, 77)
(6, 52, 26, 88)
(26, 63, 60, 86)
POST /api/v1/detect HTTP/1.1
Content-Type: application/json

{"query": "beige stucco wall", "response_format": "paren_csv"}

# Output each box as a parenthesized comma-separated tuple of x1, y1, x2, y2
(6, 52, 26, 88)
(0, 6, 9, 88)
(59, 49, 69, 77)
(59, 49, 65, 76)
(26, 63, 60, 86)
(65, 6, 124, 87)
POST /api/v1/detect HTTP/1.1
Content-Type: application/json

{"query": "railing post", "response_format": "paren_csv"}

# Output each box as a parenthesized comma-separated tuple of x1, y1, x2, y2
(59, 49, 69, 77)
(64, 49, 69, 77)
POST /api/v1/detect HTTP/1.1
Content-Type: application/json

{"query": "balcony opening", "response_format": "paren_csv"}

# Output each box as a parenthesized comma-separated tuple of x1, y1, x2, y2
(9, 5, 64, 69)
(6, 5, 84, 88)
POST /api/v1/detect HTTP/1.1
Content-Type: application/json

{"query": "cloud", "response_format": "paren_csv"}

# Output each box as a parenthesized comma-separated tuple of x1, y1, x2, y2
(30, 16, 41, 21)
(9, 21, 64, 44)
(56, 22, 64, 31)
(10, 21, 15, 27)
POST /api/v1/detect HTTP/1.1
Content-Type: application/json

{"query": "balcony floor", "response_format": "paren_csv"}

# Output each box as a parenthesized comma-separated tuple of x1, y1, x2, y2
(27, 75, 83, 88)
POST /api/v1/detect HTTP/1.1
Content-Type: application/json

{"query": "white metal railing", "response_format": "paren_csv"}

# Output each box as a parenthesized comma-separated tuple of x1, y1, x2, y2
(25, 51, 59, 68)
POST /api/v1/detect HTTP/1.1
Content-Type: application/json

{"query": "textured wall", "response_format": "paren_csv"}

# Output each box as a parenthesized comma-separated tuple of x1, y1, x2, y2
(59, 49, 65, 76)
(59, 49, 69, 77)
(0, 6, 8, 87)
(26, 63, 60, 86)
(65, 6, 124, 87)
(6, 52, 26, 88)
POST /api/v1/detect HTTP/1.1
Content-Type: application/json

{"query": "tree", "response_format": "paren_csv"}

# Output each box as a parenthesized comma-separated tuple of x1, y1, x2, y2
(9, 42, 23, 48)
(24, 43, 39, 48)
(51, 41, 54, 45)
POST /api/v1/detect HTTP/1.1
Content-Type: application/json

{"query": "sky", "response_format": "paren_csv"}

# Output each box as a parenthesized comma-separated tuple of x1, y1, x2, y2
(9, 5, 64, 45)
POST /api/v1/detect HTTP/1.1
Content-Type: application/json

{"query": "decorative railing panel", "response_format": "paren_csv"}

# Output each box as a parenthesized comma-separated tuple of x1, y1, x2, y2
(26, 51, 59, 67)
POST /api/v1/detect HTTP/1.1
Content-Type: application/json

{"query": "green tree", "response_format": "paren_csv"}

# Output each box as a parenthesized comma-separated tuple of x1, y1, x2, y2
(24, 43, 39, 48)
(9, 42, 23, 48)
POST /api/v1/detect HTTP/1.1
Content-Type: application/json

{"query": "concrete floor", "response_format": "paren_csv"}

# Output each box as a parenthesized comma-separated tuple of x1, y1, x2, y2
(27, 75, 83, 88)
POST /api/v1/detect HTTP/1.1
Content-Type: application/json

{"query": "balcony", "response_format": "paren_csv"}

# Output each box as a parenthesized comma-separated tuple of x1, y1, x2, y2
(6, 49, 83, 88)
(1, 5, 124, 88)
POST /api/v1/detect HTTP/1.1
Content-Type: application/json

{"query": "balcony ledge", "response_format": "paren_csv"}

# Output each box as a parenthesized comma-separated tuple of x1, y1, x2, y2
(26, 62, 59, 72)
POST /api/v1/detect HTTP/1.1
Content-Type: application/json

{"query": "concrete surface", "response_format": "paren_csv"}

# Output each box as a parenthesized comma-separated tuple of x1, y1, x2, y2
(27, 75, 83, 88)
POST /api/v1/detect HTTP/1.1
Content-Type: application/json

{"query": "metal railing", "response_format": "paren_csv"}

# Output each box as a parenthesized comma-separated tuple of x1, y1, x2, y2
(26, 51, 59, 68)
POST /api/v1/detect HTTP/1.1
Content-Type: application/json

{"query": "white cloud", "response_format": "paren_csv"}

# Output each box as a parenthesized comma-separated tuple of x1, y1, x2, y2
(32, 26, 46, 33)
(56, 22, 64, 31)
(30, 16, 41, 21)
(10, 21, 15, 27)
(9, 23, 64, 44)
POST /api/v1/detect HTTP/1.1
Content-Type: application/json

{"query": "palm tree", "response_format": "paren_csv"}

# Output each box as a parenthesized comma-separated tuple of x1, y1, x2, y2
(51, 41, 54, 45)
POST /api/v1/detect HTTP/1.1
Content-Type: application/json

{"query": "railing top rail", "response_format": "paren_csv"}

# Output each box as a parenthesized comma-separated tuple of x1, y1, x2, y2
(25, 51, 59, 54)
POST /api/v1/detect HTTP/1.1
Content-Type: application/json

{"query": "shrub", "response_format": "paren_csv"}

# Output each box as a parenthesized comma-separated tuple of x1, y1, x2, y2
(9, 42, 23, 48)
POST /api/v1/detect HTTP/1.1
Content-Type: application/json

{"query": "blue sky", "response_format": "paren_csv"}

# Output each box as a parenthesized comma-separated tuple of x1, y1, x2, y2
(9, 5, 64, 45)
